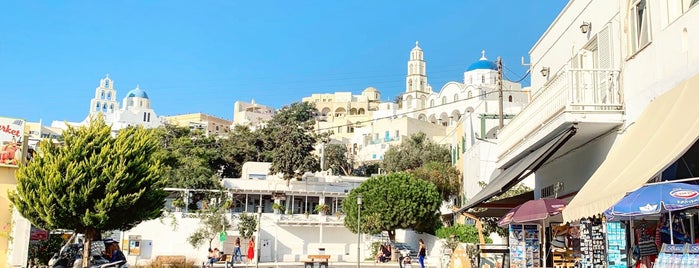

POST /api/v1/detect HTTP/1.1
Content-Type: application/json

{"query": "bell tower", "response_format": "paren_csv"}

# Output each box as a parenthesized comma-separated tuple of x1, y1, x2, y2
(89, 75, 119, 116)
(406, 41, 428, 93)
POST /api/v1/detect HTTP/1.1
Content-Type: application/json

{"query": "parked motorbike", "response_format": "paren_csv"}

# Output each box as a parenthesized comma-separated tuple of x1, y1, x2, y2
(47, 234, 127, 268)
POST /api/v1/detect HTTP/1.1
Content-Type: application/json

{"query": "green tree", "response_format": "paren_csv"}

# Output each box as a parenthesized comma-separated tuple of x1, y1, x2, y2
(382, 132, 451, 172)
(409, 161, 462, 201)
(219, 125, 269, 178)
(476, 182, 532, 237)
(9, 117, 168, 267)
(342, 172, 441, 242)
(436, 224, 493, 247)
(236, 213, 258, 240)
(324, 143, 353, 175)
(264, 102, 321, 183)
(187, 204, 232, 249)
(155, 124, 222, 189)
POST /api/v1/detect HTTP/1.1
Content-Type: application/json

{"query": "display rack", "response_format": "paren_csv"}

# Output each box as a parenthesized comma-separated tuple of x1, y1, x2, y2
(654, 243, 699, 267)
(606, 221, 627, 268)
(508, 224, 540, 268)
(579, 218, 607, 268)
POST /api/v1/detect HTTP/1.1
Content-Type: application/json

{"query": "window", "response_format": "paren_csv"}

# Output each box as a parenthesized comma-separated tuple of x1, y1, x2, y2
(143, 112, 147, 122)
(481, 75, 485, 83)
(408, 80, 413, 90)
(442, 96, 447, 104)
(468, 91, 473, 98)
(629, 0, 651, 54)
(395, 130, 399, 138)
(664, 0, 698, 26)
(430, 100, 434, 107)
(508, 95, 513, 102)
(454, 94, 459, 102)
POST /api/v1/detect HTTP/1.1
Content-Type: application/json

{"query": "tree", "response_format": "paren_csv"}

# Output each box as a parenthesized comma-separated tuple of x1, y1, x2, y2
(219, 125, 269, 178)
(264, 102, 321, 183)
(342, 172, 441, 242)
(476, 182, 532, 237)
(409, 161, 462, 201)
(436, 224, 493, 247)
(236, 213, 258, 240)
(9, 117, 168, 267)
(382, 132, 451, 172)
(187, 204, 232, 249)
(324, 143, 353, 175)
(155, 124, 222, 189)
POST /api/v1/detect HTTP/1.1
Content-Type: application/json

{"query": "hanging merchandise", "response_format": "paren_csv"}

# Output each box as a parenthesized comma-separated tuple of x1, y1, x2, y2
(579, 217, 607, 268)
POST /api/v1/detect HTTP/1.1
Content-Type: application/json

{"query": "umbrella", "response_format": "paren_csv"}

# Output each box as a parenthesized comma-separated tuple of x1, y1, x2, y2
(498, 198, 567, 226)
(605, 182, 699, 244)
(498, 198, 568, 268)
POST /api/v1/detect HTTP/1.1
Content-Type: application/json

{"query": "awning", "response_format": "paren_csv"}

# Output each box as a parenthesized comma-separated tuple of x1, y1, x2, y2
(464, 191, 535, 218)
(457, 126, 577, 213)
(563, 73, 699, 222)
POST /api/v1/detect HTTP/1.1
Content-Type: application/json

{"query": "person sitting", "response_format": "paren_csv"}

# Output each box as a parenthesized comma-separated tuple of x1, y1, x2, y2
(106, 241, 126, 263)
(375, 244, 386, 263)
(207, 248, 218, 266)
(381, 244, 392, 262)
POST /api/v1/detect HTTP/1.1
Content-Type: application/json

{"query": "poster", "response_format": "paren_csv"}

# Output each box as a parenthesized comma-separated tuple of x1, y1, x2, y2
(509, 224, 540, 268)
(0, 117, 25, 167)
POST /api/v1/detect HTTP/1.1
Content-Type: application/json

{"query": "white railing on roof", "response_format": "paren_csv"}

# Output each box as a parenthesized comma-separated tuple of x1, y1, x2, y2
(497, 68, 622, 157)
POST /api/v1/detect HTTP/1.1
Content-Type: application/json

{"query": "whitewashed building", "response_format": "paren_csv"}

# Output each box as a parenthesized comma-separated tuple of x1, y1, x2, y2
(51, 75, 166, 132)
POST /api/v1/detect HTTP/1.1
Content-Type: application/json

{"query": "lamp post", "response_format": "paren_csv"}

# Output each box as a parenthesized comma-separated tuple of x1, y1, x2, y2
(256, 205, 262, 268)
(357, 194, 362, 268)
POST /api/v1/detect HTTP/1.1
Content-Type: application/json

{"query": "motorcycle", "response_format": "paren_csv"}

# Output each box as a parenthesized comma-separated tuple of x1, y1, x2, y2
(47, 234, 127, 268)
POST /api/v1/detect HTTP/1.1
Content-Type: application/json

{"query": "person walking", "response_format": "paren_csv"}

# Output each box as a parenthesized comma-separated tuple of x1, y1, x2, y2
(247, 237, 255, 263)
(418, 239, 426, 268)
(233, 237, 243, 263)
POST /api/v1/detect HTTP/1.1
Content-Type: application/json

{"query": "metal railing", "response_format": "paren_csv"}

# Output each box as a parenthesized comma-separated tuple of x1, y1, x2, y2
(497, 68, 622, 156)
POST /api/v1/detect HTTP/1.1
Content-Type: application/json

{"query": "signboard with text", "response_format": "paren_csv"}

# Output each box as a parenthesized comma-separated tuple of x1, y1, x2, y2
(0, 117, 25, 167)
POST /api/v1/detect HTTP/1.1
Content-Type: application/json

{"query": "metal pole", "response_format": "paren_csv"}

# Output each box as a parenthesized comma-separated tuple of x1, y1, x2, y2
(357, 194, 362, 268)
(256, 206, 262, 268)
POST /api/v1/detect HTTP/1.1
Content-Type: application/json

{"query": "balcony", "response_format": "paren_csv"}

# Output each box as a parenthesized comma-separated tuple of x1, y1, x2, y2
(497, 68, 624, 162)
(275, 213, 345, 226)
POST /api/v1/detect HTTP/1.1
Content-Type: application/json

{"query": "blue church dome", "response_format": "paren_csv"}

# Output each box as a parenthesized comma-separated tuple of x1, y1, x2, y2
(466, 59, 498, 71)
(466, 50, 498, 71)
(126, 86, 149, 99)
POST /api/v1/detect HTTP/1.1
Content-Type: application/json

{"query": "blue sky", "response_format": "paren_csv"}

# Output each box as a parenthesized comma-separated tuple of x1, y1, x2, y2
(0, 1, 568, 123)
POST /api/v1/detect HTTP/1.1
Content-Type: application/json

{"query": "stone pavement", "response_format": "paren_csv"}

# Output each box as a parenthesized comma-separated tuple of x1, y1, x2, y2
(206, 260, 439, 268)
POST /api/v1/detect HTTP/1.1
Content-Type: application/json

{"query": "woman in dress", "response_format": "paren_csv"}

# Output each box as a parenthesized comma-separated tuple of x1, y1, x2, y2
(247, 237, 255, 263)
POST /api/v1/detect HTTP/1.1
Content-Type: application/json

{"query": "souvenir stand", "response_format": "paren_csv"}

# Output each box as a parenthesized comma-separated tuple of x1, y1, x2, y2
(605, 221, 628, 268)
(578, 217, 607, 268)
(508, 224, 540, 268)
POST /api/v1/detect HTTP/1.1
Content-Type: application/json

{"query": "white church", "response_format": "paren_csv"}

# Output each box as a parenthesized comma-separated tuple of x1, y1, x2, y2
(52, 75, 165, 131)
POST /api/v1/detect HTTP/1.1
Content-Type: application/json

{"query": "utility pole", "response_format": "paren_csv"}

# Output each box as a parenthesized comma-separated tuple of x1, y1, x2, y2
(497, 56, 504, 129)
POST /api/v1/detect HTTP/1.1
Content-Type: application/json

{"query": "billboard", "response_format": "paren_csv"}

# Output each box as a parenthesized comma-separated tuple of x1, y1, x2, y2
(0, 117, 26, 167)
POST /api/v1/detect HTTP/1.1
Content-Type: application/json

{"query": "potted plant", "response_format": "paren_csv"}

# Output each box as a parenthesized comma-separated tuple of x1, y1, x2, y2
(272, 203, 286, 214)
(314, 204, 330, 215)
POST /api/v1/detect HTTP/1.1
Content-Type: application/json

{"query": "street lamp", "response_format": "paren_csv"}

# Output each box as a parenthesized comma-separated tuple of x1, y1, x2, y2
(256, 205, 262, 268)
(357, 194, 362, 268)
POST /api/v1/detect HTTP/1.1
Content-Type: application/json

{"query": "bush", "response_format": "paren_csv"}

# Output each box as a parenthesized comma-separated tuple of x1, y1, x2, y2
(137, 259, 197, 268)
(436, 224, 493, 247)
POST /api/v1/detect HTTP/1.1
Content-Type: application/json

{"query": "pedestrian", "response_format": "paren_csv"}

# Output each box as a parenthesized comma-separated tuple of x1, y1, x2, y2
(234, 237, 243, 263)
(418, 239, 426, 268)
(247, 237, 255, 263)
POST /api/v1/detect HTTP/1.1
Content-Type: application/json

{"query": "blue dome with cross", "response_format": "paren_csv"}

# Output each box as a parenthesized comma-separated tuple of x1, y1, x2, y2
(466, 50, 498, 71)
(126, 86, 149, 99)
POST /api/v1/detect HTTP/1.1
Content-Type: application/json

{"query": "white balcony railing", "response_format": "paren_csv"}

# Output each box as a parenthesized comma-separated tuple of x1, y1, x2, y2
(275, 213, 345, 224)
(497, 68, 622, 157)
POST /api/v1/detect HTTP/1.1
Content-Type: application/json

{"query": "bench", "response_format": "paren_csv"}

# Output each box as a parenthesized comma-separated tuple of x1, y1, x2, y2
(155, 255, 186, 266)
(303, 254, 330, 268)
(203, 254, 234, 268)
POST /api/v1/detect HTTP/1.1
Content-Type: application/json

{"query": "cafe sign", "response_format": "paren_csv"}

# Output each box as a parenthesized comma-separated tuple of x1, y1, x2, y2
(0, 117, 26, 167)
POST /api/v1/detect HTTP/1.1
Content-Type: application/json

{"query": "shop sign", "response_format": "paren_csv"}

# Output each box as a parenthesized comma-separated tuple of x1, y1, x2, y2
(0, 117, 25, 167)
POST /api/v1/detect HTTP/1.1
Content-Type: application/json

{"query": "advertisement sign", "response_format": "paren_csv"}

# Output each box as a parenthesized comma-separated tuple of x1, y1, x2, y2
(0, 117, 25, 167)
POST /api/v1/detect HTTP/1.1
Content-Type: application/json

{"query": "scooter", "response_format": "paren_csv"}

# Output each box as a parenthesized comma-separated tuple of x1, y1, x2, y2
(48, 234, 127, 268)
